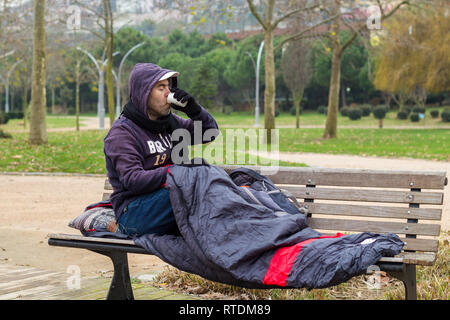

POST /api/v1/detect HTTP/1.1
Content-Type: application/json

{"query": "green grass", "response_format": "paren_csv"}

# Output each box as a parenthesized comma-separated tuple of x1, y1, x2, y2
(0, 125, 450, 174)
(211, 106, 450, 128)
(0, 109, 448, 174)
(0, 125, 448, 174)
(0, 131, 107, 174)
(0, 130, 306, 174)
(1, 115, 87, 131)
(277, 128, 450, 161)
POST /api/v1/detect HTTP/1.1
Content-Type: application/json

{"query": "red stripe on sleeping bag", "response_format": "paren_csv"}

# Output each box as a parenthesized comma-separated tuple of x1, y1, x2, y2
(87, 203, 112, 209)
(262, 233, 345, 287)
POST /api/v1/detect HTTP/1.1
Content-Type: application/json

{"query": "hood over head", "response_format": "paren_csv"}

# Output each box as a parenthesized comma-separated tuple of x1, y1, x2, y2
(128, 63, 179, 116)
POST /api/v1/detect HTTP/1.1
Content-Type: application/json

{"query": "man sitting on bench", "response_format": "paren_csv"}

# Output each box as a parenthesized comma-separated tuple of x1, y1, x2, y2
(104, 62, 219, 237)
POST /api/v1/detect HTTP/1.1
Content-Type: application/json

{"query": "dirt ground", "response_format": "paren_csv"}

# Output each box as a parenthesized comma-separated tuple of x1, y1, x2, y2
(0, 174, 170, 278)
(1, 117, 448, 279)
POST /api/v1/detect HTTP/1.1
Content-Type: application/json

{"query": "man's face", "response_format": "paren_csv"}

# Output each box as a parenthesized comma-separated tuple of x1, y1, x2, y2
(147, 79, 171, 120)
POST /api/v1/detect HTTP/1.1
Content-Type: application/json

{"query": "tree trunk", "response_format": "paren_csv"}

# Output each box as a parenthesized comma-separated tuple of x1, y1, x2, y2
(292, 90, 303, 129)
(51, 85, 55, 114)
(22, 86, 28, 128)
(104, 0, 115, 126)
(29, 0, 47, 145)
(323, 8, 341, 140)
(264, 29, 275, 143)
(324, 50, 341, 138)
(75, 58, 80, 131)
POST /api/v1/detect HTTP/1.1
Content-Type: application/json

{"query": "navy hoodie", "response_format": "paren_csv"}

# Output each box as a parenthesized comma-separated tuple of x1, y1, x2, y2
(104, 63, 219, 219)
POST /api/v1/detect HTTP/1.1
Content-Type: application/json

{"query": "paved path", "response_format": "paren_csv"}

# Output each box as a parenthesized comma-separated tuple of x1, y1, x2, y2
(0, 263, 199, 300)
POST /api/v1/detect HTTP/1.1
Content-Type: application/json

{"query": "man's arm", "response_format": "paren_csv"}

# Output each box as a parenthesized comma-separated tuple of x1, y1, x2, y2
(104, 126, 169, 195)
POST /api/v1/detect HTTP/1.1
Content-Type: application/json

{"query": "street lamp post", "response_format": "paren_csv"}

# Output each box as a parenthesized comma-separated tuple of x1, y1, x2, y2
(1, 59, 22, 113)
(76, 47, 119, 129)
(246, 41, 264, 127)
(255, 41, 264, 127)
(76, 47, 105, 129)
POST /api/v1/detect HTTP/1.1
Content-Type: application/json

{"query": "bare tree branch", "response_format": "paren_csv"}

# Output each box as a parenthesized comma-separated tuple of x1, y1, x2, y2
(246, 0, 268, 30)
(380, 1, 410, 21)
(274, 13, 339, 52)
(339, 30, 358, 56)
(272, 3, 321, 29)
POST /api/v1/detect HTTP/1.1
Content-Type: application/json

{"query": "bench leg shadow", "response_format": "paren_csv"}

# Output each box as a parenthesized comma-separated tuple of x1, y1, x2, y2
(92, 250, 134, 300)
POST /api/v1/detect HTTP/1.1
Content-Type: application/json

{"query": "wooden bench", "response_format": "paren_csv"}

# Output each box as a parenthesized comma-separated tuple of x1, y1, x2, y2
(48, 165, 447, 300)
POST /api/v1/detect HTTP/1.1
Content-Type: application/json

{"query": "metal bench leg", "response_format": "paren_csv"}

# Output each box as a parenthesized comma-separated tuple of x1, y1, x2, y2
(387, 264, 417, 300)
(402, 265, 417, 300)
(92, 250, 134, 300)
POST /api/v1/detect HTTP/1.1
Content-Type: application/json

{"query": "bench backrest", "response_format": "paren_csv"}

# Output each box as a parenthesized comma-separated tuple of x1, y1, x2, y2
(103, 165, 447, 254)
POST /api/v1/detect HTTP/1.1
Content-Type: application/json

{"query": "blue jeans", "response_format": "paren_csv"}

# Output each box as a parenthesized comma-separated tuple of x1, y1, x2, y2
(117, 188, 178, 237)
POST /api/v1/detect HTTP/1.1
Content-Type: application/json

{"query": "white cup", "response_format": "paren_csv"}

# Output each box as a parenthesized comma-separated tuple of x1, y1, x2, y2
(167, 92, 187, 107)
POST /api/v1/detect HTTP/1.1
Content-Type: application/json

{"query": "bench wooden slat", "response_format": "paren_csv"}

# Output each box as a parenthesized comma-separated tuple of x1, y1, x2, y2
(399, 238, 438, 252)
(318, 233, 437, 252)
(104, 183, 444, 205)
(378, 252, 436, 266)
(105, 188, 444, 205)
(47, 233, 136, 246)
(48, 231, 438, 253)
(283, 186, 443, 205)
(307, 218, 441, 236)
(301, 203, 442, 220)
(105, 167, 448, 190)
(222, 165, 448, 189)
(48, 233, 437, 266)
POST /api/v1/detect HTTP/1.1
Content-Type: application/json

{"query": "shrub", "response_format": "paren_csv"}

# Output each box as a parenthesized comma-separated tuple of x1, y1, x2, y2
(410, 113, 420, 122)
(348, 108, 362, 120)
(373, 105, 387, 119)
(360, 104, 372, 117)
(412, 106, 425, 114)
(7, 111, 23, 119)
(430, 110, 439, 118)
(318, 106, 327, 115)
(397, 110, 408, 120)
(373, 105, 387, 128)
(340, 106, 351, 117)
(275, 110, 280, 117)
(441, 108, 450, 122)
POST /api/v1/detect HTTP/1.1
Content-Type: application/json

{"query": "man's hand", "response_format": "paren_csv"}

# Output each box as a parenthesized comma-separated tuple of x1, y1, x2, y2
(170, 88, 201, 117)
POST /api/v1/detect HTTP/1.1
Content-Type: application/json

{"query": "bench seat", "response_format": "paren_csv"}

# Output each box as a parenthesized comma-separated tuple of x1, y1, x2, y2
(48, 165, 447, 300)
(47, 233, 437, 266)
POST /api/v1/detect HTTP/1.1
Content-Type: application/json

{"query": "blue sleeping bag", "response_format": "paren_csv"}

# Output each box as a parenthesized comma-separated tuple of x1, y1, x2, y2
(134, 165, 404, 289)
